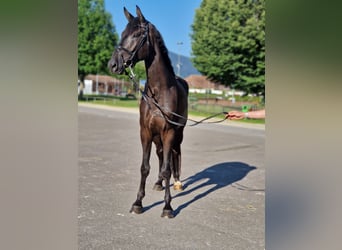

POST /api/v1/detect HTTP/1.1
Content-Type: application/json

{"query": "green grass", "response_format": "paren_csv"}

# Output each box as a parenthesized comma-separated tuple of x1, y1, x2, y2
(92, 100, 139, 108)
(79, 95, 139, 108)
(230, 117, 265, 124)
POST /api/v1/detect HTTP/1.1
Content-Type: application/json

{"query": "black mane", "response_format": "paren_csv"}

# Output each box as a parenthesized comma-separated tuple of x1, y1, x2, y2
(150, 24, 175, 76)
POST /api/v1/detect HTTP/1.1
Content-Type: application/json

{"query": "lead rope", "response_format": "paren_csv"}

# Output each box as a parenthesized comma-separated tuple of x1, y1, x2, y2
(126, 66, 228, 127)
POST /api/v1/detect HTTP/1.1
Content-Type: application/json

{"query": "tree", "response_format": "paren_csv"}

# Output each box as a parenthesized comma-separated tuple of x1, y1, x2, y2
(78, 0, 118, 98)
(191, 0, 265, 97)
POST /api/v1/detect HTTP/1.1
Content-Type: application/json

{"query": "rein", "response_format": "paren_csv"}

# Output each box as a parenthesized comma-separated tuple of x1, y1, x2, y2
(126, 66, 228, 127)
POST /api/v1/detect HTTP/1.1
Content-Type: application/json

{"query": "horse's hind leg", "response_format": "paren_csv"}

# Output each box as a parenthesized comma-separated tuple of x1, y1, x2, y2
(153, 146, 164, 191)
(172, 131, 184, 191)
(130, 132, 152, 214)
(172, 144, 183, 191)
(153, 141, 164, 191)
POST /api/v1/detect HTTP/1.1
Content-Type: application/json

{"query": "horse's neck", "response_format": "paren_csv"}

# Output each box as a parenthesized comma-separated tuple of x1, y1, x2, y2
(144, 40, 175, 93)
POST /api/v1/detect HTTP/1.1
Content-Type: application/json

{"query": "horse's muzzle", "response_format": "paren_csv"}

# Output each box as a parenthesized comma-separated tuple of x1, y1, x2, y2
(108, 52, 125, 74)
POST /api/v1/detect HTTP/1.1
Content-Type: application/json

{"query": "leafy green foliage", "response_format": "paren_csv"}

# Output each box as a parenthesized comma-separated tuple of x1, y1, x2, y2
(191, 0, 265, 96)
(78, 0, 118, 79)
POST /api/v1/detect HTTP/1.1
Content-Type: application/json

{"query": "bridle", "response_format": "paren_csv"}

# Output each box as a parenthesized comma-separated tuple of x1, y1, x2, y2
(117, 22, 150, 68)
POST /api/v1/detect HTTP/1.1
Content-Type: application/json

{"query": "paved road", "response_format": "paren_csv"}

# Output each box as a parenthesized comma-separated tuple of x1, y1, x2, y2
(78, 105, 265, 250)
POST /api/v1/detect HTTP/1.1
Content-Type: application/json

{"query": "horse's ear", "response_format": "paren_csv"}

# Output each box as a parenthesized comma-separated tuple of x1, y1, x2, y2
(136, 5, 146, 23)
(123, 7, 134, 22)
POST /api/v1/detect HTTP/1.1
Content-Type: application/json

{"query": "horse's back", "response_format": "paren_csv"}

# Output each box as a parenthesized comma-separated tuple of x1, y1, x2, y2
(176, 76, 189, 96)
(174, 76, 188, 123)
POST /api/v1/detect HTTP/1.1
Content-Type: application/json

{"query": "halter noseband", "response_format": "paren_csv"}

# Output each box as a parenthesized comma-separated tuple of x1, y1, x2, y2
(117, 22, 150, 68)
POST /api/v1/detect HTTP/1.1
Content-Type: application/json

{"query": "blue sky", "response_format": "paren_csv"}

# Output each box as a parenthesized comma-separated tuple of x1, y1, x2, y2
(104, 0, 202, 57)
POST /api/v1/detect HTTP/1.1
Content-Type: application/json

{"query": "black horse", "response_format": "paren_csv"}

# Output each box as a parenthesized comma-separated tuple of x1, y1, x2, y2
(108, 6, 189, 218)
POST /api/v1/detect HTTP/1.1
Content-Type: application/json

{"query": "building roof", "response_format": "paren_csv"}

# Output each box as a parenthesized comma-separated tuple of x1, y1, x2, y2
(85, 74, 228, 90)
(184, 75, 228, 90)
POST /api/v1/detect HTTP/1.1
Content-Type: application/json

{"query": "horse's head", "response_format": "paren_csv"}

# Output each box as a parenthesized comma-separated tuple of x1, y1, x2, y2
(108, 6, 150, 74)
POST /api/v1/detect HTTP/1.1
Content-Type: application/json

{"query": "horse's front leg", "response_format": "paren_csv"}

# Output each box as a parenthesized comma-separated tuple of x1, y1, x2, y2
(130, 130, 152, 214)
(160, 130, 175, 218)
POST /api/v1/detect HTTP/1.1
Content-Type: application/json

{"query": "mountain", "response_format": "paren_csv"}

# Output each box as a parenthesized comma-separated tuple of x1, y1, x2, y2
(168, 51, 200, 77)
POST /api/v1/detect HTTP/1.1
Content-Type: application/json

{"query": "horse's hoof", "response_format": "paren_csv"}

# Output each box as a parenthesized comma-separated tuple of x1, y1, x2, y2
(161, 209, 174, 218)
(130, 205, 143, 214)
(153, 184, 164, 191)
(173, 181, 183, 191)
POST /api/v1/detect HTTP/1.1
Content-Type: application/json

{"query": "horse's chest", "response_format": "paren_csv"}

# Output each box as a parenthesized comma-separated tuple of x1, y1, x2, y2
(147, 110, 167, 133)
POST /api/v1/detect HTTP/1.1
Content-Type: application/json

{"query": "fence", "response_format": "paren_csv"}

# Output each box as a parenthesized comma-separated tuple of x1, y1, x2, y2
(83, 96, 120, 104)
(188, 99, 261, 114)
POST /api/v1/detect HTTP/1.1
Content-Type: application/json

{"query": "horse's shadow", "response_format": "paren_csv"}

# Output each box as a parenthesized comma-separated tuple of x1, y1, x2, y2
(143, 161, 257, 217)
